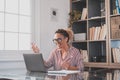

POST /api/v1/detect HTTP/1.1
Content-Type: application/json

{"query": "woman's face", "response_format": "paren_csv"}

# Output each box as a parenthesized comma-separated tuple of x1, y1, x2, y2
(53, 33, 68, 49)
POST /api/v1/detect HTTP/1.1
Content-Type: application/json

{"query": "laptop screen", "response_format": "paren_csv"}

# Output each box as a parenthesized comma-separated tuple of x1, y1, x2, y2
(23, 53, 47, 72)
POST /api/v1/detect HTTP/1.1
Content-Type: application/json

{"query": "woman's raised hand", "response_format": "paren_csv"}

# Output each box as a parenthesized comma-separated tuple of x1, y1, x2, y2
(31, 43, 40, 53)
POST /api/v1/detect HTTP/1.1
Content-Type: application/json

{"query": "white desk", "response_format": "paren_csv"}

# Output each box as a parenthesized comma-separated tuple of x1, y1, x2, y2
(0, 68, 117, 80)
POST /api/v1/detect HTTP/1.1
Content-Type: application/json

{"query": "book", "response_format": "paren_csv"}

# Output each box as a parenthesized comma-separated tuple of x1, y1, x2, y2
(81, 8, 87, 20)
(99, 24, 107, 40)
(113, 0, 117, 14)
(94, 27, 98, 40)
(80, 49, 88, 62)
(112, 48, 117, 63)
(83, 71, 89, 80)
(112, 48, 120, 63)
(92, 27, 95, 40)
(113, 70, 120, 80)
(116, 0, 120, 14)
(96, 27, 101, 40)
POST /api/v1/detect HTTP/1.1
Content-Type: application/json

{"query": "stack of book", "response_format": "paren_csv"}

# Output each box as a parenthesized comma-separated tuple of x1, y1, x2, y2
(89, 24, 107, 40)
(111, 16, 120, 39)
(112, 48, 120, 63)
(80, 49, 88, 62)
(113, 70, 120, 80)
(112, 0, 120, 14)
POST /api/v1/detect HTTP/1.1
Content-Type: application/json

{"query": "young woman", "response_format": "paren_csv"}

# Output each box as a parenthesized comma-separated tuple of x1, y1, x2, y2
(32, 29, 84, 71)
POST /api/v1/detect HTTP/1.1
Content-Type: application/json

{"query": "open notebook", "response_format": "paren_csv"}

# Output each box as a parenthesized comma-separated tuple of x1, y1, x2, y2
(48, 70, 80, 74)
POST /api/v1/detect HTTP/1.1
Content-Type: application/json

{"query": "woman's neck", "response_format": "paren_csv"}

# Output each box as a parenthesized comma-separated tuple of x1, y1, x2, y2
(61, 44, 69, 53)
(60, 44, 70, 59)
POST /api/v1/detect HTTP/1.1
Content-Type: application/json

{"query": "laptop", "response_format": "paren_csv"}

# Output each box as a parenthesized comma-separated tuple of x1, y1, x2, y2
(23, 53, 47, 72)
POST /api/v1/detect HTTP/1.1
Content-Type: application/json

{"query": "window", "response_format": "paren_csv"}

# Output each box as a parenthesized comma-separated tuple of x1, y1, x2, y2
(0, 0, 33, 50)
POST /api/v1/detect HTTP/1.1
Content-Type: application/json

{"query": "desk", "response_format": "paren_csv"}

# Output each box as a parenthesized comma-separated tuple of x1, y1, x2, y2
(0, 68, 119, 80)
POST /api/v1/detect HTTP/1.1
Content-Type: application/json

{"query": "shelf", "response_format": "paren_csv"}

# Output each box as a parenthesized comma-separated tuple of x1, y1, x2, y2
(84, 62, 120, 69)
(84, 62, 109, 68)
(73, 19, 87, 22)
(109, 63, 120, 69)
(110, 14, 120, 17)
(111, 39, 120, 41)
(72, 0, 81, 3)
(88, 16, 105, 20)
(88, 40, 106, 42)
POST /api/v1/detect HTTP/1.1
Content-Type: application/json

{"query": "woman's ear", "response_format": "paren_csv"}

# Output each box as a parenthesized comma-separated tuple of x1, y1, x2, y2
(65, 37, 69, 42)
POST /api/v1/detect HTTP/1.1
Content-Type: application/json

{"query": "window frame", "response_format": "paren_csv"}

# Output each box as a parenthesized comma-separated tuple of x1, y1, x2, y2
(0, 0, 42, 62)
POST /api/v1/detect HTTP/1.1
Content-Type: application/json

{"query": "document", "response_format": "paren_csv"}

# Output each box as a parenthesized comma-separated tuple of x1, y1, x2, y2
(48, 70, 80, 74)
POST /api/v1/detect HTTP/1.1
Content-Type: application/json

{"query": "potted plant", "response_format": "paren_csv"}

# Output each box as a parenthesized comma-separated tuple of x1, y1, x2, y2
(68, 10, 81, 28)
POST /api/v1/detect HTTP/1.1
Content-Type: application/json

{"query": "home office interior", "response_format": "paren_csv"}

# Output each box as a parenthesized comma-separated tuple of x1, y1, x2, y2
(0, 0, 120, 80)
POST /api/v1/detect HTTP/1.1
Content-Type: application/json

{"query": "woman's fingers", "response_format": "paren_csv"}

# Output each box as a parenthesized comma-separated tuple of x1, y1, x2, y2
(31, 42, 40, 53)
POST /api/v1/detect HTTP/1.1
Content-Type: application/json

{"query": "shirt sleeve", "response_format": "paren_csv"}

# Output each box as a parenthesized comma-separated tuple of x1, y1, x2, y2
(76, 50, 84, 71)
(44, 50, 55, 68)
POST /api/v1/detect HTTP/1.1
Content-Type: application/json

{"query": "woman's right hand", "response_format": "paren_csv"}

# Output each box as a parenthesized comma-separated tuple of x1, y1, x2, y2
(31, 43, 40, 53)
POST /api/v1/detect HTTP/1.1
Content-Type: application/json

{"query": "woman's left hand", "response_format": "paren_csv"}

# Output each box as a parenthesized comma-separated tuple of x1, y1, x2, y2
(61, 62, 70, 70)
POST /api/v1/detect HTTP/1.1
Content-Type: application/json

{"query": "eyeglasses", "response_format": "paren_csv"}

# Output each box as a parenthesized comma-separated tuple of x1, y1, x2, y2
(53, 38, 63, 44)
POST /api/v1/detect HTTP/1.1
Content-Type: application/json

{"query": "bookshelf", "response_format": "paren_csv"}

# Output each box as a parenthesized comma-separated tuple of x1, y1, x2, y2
(109, 0, 120, 68)
(70, 0, 120, 69)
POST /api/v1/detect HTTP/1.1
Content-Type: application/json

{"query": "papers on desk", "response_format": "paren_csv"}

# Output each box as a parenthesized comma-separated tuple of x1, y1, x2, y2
(48, 70, 80, 76)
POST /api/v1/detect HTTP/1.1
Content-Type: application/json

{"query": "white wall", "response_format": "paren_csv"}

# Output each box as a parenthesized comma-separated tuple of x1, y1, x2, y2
(35, 0, 70, 59)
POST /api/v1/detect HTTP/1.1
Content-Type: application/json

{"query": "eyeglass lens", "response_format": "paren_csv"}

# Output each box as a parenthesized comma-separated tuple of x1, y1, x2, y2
(53, 38, 62, 43)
